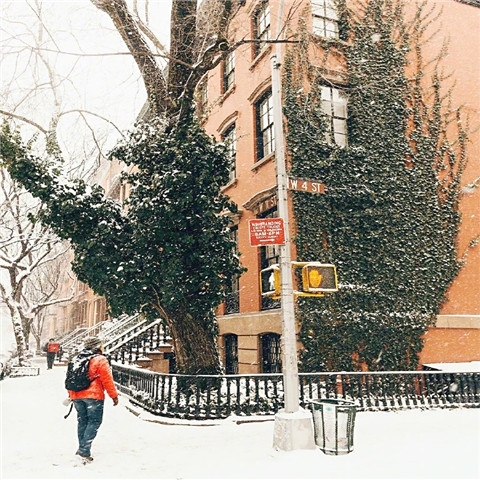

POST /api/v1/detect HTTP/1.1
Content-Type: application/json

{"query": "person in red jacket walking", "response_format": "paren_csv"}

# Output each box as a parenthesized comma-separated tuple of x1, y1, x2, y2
(44, 338, 60, 369)
(67, 336, 119, 463)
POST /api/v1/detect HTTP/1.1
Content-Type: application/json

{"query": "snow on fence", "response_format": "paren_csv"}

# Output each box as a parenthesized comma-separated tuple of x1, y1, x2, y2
(112, 365, 480, 420)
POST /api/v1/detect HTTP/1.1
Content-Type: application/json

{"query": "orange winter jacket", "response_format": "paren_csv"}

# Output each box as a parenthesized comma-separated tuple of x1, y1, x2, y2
(47, 342, 60, 353)
(68, 355, 118, 401)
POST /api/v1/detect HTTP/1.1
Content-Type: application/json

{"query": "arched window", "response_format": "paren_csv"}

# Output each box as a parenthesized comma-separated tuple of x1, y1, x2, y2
(252, 1, 270, 57)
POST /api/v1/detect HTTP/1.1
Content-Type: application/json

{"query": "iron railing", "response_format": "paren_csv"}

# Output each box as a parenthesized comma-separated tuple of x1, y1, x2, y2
(106, 318, 170, 365)
(112, 366, 480, 420)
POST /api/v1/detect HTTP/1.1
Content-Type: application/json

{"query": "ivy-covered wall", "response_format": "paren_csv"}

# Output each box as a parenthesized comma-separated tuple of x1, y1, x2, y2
(284, 0, 467, 371)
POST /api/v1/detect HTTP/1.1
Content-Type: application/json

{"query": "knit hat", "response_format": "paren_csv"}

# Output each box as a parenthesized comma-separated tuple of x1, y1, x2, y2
(84, 336, 103, 351)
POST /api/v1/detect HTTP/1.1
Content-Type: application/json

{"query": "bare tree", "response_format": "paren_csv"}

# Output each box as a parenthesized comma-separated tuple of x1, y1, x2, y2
(0, 170, 72, 365)
(1, 0, 124, 362)
(23, 250, 75, 352)
(90, 0, 260, 121)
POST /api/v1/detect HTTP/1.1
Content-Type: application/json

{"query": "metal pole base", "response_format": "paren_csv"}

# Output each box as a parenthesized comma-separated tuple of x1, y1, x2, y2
(273, 408, 316, 451)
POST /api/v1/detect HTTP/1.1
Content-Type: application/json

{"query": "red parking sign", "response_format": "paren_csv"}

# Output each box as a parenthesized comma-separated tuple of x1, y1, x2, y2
(248, 218, 285, 246)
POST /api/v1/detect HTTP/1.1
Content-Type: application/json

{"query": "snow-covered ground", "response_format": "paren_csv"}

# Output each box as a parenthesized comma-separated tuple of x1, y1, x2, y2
(1, 356, 479, 479)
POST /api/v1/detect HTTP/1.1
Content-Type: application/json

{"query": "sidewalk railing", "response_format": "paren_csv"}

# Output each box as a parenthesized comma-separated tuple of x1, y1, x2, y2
(112, 366, 480, 420)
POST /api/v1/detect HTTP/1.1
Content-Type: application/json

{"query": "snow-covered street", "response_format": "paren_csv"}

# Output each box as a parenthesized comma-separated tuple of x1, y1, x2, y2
(1, 356, 479, 479)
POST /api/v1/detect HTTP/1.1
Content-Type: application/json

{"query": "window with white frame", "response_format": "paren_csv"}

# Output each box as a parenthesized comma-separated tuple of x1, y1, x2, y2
(222, 51, 235, 92)
(253, 1, 270, 56)
(223, 123, 237, 182)
(312, 0, 339, 39)
(321, 85, 348, 147)
(255, 91, 275, 161)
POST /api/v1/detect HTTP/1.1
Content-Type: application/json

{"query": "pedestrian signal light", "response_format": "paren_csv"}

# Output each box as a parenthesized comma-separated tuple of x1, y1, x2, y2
(301, 263, 338, 293)
(260, 264, 281, 298)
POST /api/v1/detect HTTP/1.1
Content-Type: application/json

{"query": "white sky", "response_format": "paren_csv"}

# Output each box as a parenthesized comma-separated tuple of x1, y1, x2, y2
(0, 0, 172, 156)
(1, 357, 479, 479)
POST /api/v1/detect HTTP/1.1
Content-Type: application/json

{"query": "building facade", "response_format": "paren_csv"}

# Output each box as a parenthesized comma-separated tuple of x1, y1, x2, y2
(200, 0, 480, 373)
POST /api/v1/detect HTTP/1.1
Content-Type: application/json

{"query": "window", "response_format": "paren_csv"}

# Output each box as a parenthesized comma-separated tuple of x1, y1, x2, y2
(76, 301, 88, 327)
(312, 0, 339, 39)
(109, 177, 128, 203)
(110, 181, 121, 201)
(253, 1, 270, 56)
(225, 226, 240, 314)
(321, 85, 348, 146)
(223, 123, 237, 183)
(259, 208, 281, 311)
(222, 51, 235, 92)
(94, 298, 106, 324)
(255, 91, 275, 161)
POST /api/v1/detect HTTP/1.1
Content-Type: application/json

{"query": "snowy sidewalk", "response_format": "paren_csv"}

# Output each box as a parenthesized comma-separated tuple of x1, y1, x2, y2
(1, 357, 479, 479)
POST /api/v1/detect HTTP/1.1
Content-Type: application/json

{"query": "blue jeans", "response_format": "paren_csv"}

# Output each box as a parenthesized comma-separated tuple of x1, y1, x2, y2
(73, 399, 104, 457)
(46, 352, 56, 369)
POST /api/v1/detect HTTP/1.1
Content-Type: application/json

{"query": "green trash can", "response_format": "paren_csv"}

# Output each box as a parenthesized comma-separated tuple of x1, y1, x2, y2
(310, 398, 356, 455)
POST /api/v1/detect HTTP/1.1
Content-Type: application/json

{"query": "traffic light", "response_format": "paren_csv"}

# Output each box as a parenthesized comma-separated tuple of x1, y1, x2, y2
(300, 263, 338, 293)
(260, 264, 281, 298)
(260, 262, 338, 298)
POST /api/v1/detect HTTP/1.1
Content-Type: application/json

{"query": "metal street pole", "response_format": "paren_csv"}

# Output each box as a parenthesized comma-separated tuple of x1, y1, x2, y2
(271, 0, 315, 451)
(270, 52, 299, 414)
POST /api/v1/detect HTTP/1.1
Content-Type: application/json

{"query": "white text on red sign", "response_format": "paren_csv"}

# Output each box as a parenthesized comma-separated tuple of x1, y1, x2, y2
(248, 218, 285, 246)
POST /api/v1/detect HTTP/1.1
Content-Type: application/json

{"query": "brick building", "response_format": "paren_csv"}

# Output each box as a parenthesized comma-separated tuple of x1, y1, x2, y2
(200, 0, 480, 373)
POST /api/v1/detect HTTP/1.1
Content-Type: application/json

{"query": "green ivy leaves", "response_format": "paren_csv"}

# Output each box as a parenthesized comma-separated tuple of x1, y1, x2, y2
(285, 0, 463, 372)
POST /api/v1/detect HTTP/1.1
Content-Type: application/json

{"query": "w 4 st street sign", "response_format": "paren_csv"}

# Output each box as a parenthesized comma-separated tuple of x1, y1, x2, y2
(288, 177, 325, 194)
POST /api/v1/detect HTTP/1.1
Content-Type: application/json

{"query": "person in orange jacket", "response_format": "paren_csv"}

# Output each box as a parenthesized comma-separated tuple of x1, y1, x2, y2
(67, 336, 119, 463)
(44, 338, 60, 369)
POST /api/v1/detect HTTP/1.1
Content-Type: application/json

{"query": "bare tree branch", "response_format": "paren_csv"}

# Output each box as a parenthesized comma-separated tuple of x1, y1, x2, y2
(0, 109, 47, 134)
(91, 0, 170, 117)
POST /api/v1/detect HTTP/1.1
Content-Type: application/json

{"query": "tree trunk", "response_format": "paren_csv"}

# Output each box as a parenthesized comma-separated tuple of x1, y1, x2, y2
(158, 304, 222, 377)
(91, 0, 170, 117)
(91, 0, 236, 121)
(168, 0, 197, 113)
(4, 297, 29, 366)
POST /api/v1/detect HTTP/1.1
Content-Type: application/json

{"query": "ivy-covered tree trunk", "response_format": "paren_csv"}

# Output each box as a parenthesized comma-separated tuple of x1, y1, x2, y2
(164, 306, 221, 376)
(284, 0, 465, 371)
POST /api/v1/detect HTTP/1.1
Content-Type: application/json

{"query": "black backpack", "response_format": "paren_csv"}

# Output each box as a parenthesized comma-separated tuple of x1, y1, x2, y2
(65, 352, 98, 392)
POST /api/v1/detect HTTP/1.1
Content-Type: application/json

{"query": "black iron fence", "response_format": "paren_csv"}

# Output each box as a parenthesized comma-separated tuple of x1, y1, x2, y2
(112, 365, 480, 420)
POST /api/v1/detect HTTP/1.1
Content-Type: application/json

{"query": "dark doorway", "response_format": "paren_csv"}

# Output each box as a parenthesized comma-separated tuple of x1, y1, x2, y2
(260, 333, 282, 373)
(224, 334, 239, 374)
